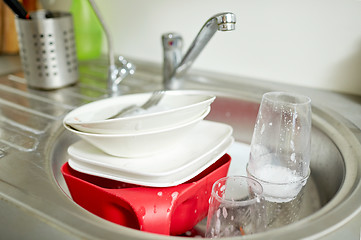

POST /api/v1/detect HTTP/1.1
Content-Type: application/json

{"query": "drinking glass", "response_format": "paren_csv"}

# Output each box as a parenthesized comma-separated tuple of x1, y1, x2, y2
(246, 91, 312, 227)
(205, 176, 266, 238)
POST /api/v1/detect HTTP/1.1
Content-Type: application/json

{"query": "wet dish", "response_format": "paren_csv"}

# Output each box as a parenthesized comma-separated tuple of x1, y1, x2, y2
(67, 120, 233, 187)
(64, 107, 210, 158)
(64, 90, 216, 134)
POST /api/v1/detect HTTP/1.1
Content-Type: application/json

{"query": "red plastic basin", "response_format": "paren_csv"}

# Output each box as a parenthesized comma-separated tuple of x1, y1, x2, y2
(61, 154, 231, 236)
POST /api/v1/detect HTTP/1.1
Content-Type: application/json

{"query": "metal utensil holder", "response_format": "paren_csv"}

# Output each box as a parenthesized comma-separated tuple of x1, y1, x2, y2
(15, 10, 78, 90)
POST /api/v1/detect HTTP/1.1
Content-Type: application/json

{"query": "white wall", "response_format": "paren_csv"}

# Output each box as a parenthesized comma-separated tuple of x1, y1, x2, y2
(95, 0, 361, 96)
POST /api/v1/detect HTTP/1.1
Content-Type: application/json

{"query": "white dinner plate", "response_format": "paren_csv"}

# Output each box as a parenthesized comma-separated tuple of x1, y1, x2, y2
(64, 90, 215, 134)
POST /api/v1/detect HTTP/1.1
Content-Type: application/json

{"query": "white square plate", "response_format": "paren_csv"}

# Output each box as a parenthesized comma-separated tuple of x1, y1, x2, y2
(68, 120, 233, 187)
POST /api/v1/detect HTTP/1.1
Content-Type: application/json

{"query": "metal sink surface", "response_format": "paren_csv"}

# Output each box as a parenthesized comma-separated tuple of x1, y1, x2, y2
(0, 55, 361, 240)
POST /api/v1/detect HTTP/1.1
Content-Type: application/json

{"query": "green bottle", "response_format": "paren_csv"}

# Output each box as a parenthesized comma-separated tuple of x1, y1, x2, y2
(70, 0, 103, 60)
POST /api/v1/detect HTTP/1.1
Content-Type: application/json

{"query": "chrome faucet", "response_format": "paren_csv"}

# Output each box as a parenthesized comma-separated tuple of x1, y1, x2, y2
(88, 0, 135, 96)
(162, 12, 236, 89)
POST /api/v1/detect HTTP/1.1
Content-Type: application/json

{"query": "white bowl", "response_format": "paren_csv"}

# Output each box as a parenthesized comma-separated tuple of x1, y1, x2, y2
(63, 107, 210, 158)
(64, 90, 215, 134)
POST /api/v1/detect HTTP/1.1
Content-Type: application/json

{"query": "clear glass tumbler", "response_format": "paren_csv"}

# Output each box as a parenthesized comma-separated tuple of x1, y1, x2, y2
(205, 176, 266, 238)
(246, 91, 312, 227)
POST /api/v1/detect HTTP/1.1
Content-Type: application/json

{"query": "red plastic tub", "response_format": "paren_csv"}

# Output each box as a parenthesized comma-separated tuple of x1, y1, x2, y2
(61, 154, 231, 236)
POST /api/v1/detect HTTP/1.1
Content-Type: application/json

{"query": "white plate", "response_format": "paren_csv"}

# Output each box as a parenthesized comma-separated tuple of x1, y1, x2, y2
(67, 121, 234, 187)
(68, 137, 233, 187)
(64, 90, 215, 134)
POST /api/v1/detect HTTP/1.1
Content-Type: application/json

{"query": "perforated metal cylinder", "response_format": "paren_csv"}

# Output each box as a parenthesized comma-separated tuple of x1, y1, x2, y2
(15, 11, 78, 90)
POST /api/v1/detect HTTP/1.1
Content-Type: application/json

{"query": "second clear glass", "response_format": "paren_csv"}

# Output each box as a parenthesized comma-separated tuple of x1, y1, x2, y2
(205, 176, 266, 238)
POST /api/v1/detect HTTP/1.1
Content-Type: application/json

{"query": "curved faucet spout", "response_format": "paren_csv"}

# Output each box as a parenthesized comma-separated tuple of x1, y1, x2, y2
(162, 12, 236, 89)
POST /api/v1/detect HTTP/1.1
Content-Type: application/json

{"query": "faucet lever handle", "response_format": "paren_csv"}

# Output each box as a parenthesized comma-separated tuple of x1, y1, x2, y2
(162, 33, 183, 50)
(118, 56, 136, 75)
(114, 56, 136, 85)
(162, 33, 183, 89)
(108, 56, 136, 95)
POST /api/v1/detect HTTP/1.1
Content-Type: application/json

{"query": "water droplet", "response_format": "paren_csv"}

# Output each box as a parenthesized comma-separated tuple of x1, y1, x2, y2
(290, 153, 296, 162)
(138, 206, 146, 217)
(222, 207, 228, 218)
(260, 124, 265, 134)
(171, 192, 179, 199)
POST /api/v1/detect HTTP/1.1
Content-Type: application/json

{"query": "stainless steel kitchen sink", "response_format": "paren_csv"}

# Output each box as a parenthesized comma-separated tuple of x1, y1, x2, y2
(0, 56, 360, 239)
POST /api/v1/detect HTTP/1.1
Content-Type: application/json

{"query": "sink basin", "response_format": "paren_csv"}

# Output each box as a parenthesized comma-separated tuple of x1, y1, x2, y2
(50, 89, 348, 239)
(0, 56, 360, 239)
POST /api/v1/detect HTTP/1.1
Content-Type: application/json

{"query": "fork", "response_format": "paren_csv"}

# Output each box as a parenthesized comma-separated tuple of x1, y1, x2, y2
(107, 90, 165, 119)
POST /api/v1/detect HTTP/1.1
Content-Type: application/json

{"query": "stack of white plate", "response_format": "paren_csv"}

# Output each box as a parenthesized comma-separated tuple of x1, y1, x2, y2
(63, 90, 234, 187)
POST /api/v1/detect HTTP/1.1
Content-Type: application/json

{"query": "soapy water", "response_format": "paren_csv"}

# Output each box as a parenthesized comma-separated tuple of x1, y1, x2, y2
(253, 164, 306, 203)
(227, 142, 308, 203)
(248, 143, 309, 202)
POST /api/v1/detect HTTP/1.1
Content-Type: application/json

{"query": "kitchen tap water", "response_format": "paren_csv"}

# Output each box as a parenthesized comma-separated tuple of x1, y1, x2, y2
(162, 12, 236, 90)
